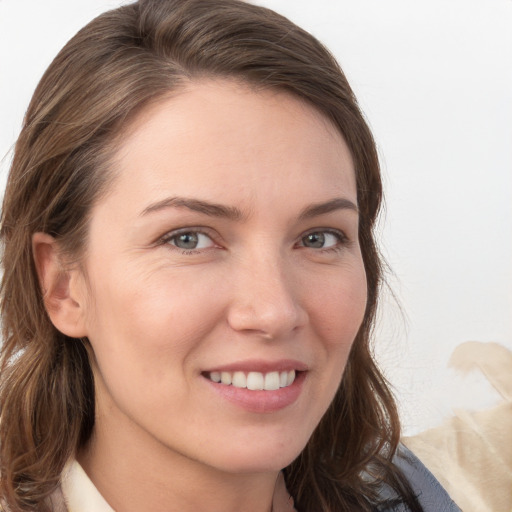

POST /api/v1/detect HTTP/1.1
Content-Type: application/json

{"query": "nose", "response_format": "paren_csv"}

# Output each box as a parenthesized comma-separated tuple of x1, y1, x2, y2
(226, 252, 308, 340)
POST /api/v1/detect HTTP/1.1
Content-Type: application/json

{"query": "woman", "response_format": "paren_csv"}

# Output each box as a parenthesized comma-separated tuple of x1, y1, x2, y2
(0, 0, 460, 510)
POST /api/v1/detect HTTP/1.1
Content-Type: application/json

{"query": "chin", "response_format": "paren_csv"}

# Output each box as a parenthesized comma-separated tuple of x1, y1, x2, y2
(213, 453, 299, 475)
(200, 432, 310, 475)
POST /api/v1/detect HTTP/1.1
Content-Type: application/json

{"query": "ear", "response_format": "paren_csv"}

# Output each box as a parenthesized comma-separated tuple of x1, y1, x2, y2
(32, 232, 88, 338)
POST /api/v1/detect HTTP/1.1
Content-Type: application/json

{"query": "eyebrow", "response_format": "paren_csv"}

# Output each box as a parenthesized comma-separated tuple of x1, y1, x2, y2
(298, 197, 359, 219)
(140, 196, 358, 220)
(140, 196, 245, 220)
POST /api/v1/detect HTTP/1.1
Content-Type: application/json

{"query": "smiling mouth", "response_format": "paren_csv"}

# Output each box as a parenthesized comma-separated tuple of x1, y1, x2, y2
(204, 370, 296, 391)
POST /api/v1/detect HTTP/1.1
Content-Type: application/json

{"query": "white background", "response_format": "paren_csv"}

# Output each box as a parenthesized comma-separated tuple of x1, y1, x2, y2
(1, 0, 511, 435)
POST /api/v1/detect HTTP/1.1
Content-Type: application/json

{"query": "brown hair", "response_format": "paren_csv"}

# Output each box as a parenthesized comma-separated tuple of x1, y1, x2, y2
(0, 1, 421, 510)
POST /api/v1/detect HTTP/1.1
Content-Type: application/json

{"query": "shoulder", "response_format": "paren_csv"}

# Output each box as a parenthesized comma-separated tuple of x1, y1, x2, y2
(383, 444, 461, 512)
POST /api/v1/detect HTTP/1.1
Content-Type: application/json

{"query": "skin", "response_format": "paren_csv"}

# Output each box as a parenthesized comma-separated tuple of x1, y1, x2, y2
(34, 80, 367, 511)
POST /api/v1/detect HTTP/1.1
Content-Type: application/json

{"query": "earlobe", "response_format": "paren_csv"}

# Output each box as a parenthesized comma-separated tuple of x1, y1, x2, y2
(32, 232, 88, 338)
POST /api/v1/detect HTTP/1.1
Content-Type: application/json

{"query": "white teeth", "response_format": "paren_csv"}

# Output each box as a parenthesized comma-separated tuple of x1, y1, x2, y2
(264, 371, 280, 391)
(232, 371, 246, 388)
(247, 372, 264, 390)
(221, 372, 232, 385)
(209, 370, 297, 390)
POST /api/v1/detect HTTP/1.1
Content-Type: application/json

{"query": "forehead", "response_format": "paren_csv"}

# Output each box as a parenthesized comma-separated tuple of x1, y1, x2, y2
(103, 79, 356, 218)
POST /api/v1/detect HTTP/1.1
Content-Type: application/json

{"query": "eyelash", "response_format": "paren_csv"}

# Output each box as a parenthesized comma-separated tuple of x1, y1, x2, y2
(159, 228, 350, 255)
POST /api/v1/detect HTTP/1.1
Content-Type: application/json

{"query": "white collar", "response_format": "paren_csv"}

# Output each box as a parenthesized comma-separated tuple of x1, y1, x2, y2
(61, 460, 115, 512)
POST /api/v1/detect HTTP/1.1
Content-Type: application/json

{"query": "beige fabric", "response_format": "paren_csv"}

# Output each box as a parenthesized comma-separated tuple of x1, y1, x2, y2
(404, 341, 512, 512)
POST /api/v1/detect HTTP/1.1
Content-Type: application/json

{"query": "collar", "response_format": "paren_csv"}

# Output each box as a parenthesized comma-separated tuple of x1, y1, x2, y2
(61, 460, 114, 512)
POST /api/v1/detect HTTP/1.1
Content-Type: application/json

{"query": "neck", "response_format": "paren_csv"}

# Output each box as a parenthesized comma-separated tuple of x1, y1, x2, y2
(78, 410, 280, 512)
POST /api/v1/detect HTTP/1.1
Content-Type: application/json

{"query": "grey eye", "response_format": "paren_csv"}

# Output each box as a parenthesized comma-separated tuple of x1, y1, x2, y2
(170, 232, 214, 250)
(301, 231, 340, 249)
(173, 232, 199, 249)
(302, 232, 326, 248)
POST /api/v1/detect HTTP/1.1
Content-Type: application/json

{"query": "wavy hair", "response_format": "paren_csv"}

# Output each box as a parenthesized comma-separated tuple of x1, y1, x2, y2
(1, 1, 421, 510)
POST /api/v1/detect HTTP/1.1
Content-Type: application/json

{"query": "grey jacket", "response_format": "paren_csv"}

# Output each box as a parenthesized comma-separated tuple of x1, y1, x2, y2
(377, 445, 461, 511)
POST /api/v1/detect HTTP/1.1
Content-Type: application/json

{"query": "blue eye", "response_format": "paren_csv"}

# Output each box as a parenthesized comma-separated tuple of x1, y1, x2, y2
(168, 231, 214, 250)
(300, 231, 342, 249)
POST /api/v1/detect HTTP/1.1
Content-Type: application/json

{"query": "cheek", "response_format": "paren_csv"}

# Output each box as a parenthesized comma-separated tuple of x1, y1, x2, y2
(83, 265, 222, 384)
(83, 272, 225, 427)
(311, 263, 368, 392)
(312, 263, 368, 345)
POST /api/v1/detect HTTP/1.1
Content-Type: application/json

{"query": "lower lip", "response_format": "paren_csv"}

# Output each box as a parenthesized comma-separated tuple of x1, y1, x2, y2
(203, 371, 306, 413)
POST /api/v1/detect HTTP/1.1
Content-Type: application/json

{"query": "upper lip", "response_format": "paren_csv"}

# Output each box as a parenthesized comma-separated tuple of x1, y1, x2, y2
(203, 359, 309, 374)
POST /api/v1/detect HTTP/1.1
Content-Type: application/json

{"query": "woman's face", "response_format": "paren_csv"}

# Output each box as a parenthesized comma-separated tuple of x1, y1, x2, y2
(76, 80, 367, 474)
